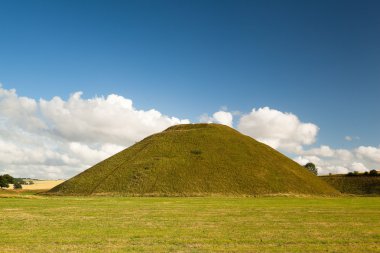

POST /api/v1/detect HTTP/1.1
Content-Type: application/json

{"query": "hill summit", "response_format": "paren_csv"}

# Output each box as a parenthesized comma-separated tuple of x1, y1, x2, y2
(49, 124, 338, 196)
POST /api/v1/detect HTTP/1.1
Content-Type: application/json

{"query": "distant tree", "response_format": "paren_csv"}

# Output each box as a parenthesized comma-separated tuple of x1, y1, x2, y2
(369, 170, 378, 176)
(353, 171, 359, 176)
(0, 176, 9, 188)
(347, 172, 354, 177)
(13, 181, 22, 189)
(28, 180, 34, 185)
(2, 174, 14, 184)
(363, 171, 369, 176)
(304, 163, 318, 175)
(14, 178, 27, 185)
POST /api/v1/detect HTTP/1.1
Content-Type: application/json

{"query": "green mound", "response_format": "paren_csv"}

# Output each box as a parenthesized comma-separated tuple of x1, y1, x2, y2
(49, 124, 338, 196)
(321, 175, 380, 195)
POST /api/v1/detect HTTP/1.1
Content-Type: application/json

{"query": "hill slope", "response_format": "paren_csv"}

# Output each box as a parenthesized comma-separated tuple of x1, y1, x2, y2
(321, 175, 380, 195)
(49, 124, 338, 196)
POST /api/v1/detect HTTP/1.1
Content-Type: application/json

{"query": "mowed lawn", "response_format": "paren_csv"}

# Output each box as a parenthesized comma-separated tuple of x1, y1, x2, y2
(0, 194, 379, 252)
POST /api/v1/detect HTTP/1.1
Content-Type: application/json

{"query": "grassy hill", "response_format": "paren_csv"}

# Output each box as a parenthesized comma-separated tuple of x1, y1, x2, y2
(321, 175, 380, 195)
(49, 124, 338, 196)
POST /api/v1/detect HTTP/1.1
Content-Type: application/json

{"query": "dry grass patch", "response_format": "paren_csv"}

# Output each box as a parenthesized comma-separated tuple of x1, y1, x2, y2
(9, 180, 65, 190)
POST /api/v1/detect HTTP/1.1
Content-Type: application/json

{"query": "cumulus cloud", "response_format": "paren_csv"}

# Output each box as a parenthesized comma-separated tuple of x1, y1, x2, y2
(200, 110, 233, 127)
(0, 86, 189, 179)
(355, 146, 380, 163)
(39, 92, 189, 145)
(1, 84, 378, 179)
(233, 106, 378, 175)
(351, 162, 368, 172)
(212, 111, 233, 127)
(299, 145, 336, 157)
(294, 145, 379, 175)
(237, 107, 319, 152)
(0, 88, 47, 131)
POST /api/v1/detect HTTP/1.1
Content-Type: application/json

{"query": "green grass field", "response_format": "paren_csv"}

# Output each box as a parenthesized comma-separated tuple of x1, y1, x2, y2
(1, 193, 379, 252)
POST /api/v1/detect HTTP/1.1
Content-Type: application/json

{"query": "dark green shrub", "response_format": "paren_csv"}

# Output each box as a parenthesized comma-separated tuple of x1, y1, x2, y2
(13, 182, 22, 189)
(0, 176, 9, 188)
(190, 150, 202, 155)
(2, 174, 14, 184)
(304, 163, 318, 175)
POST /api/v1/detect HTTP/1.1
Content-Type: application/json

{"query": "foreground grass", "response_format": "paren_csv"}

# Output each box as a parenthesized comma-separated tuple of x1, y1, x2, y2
(0, 193, 379, 252)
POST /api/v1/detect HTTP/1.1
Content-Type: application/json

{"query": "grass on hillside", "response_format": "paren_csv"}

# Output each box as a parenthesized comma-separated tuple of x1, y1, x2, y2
(0, 192, 379, 252)
(321, 175, 380, 195)
(50, 124, 337, 196)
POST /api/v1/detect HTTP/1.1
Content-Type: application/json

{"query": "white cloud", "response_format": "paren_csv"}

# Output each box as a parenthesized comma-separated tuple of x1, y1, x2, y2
(39, 92, 189, 145)
(323, 166, 350, 175)
(293, 155, 321, 165)
(299, 145, 335, 157)
(351, 162, 368, 172)
(237, 107, 319, 152)
(0, 88, 47, 131)
(345, 136, 352, 141)
(199, 110, 233, 127)
(232, 107, 379, 176)
(1, 84, 378, 179)
(0, 86, 189, 179)
(68, 142, 124, 165)
(212, 111, 233, 127)
(294, 145, 379, 175)
(355, 146, 380, 163)
(345, 135, 360, 142)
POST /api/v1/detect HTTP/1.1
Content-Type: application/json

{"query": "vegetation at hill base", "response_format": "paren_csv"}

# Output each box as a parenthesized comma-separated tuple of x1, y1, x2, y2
(321, 174, 380, 195)
(345, 169, 379, 177)
(49, 124, 338, 196)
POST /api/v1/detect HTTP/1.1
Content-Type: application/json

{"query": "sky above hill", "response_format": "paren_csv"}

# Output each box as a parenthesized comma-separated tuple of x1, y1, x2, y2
(0, 0, 379, 179)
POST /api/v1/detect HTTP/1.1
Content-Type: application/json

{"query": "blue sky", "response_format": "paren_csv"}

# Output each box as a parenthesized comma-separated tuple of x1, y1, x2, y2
(0, 0, 379, 178)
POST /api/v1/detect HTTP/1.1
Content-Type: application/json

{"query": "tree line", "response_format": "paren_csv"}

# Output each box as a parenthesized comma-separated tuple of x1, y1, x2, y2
(302, 163, 379, 177)
(346, 170, 379, 177)
(0, 174, 34, 189)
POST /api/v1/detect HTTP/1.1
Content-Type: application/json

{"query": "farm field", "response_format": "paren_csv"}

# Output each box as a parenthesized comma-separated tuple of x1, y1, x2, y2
(8, 180, 65, 190)
(0, 193, 379, 252)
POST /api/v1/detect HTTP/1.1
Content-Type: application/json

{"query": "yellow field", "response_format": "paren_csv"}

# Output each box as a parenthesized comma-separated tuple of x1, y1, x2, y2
(8, 180, 65, 190)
